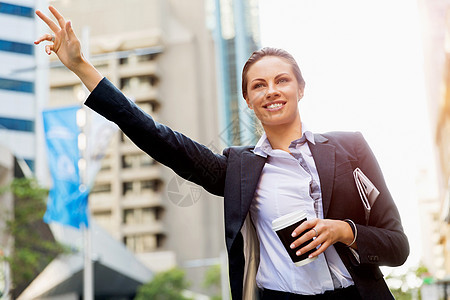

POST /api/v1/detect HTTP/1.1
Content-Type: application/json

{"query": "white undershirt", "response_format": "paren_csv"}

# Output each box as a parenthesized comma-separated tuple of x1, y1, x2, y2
(250, 126, 354, 295)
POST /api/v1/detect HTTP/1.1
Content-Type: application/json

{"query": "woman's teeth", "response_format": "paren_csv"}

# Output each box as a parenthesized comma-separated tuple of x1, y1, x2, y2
(267, 103, 283, 109)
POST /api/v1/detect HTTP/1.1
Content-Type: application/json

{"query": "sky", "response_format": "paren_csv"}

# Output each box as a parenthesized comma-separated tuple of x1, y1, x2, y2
(258, 0, 440, 271)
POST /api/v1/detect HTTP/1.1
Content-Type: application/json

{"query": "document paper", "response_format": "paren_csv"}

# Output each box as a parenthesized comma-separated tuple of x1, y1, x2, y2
(353, 167, 380, 225)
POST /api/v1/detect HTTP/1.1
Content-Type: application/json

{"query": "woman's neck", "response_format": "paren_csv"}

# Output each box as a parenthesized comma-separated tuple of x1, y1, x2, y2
(264, 118, 302, 152)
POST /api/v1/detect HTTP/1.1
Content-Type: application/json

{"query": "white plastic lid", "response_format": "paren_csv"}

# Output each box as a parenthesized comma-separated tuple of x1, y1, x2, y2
(271, 210, 307, 232)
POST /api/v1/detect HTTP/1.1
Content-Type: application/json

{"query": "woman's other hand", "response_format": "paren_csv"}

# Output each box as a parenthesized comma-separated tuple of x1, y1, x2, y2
(290, 218, 356, 258)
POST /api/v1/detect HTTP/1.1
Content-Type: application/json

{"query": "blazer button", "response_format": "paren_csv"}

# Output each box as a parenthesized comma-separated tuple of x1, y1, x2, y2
(367, 255, 379, 262)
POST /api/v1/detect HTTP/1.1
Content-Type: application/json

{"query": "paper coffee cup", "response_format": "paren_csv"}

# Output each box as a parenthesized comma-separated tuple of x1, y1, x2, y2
(272, 210, 317, 266)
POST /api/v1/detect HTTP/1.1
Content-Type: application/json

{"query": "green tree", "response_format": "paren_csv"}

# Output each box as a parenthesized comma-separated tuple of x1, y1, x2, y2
(203, 264, 222, 300)
(389, 288, 412, 300)
(0, 178, 66, 298)
(386, 264, 427, 300)
(134, 268, 192, 300)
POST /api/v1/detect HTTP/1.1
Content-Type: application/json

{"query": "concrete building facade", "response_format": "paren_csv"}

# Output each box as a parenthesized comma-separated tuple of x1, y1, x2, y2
(46, 0, 226, 293)
(44, 0, 261, 295)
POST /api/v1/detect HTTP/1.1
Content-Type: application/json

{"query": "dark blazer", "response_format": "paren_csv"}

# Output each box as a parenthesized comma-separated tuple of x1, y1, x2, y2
(85, 78, 409, 300)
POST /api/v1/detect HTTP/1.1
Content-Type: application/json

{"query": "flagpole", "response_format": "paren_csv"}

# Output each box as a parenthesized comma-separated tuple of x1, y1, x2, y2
(80, 26, 94, 300)
(82, 224, 93, 300)
(77, 103, 93, 300)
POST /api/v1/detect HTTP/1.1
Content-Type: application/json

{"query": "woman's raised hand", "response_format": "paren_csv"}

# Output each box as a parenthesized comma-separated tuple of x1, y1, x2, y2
(34, 6, 103, 91)
(35, 6, 83, 71)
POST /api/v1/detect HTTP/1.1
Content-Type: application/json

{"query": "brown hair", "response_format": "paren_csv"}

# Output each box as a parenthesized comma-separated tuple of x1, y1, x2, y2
(241, 47, 305, 99)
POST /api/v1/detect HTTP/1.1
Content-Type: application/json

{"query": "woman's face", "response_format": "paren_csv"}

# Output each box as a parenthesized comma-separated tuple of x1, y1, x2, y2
(244, 56, 304, 129)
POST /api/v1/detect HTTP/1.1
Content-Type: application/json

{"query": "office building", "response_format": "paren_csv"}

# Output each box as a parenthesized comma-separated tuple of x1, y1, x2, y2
(45, 0, 261, 294)
(210, 0, 261, 147)
(0, 1, 48, 295)
(418, 0, 450, 282)
(0, 0, 48, 178)
(45, 0, 218, 293)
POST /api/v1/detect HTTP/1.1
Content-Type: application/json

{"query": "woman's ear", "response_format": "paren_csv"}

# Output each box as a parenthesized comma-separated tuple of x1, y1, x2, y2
(297, 88, 304, 102)
(245, 95, 253, 109)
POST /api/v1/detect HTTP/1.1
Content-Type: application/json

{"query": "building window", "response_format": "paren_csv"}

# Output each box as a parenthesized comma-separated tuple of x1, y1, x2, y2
(119, 77, 132, 89)
(141, 234, 156, 252)
(99, 159, 111, 171)
(0, 77, 34, 93)
(91, 183, 111, 194)
(124, 233, 163, 253)
(119, 57, 129, 65)
(137, 53, 158, 62)
(120, 75, 158, 90)
(140, 154, 155, 167)
(156, 233, 165, 248)
(24, 159, 34, 172)
(0, 117, 34, 132)
(119, 52, 158, 65)
(123, 209, 135, 225)
(0, 40, 33, 55)
(154, 206, 164, 220)
(0, 2, 33, 18)
(121, 154, 134, 169)
(120, 131, 131, 143)
(51, 85, 74, 93)
(137, 101, 154, 115)
(123, 180, 162, 196)
(122, 153, 155, 169)
(141, 179, 162, 192)
(123, 206, 164, 225)
(141, 207, 153, 223)
(144, 75, 158, 87)
(122, 181, 134, 195)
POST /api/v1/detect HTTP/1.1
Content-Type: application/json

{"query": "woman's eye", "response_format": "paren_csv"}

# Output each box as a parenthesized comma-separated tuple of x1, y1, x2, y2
(278, 78, 288, 83)
(253, 83, 264, 89)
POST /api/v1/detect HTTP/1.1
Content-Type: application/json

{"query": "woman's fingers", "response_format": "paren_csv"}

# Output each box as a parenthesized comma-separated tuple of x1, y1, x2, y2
(34, 33, 54, 45)
(45, 44, 54, 55)
(297, 231, 328, 256)
(304, 239, 330, 258)
(291, 219, 317, 238)
(35, 9, 60, 32)
(65, 20, 77, 41)
(290, 219, 346, 258)
(34, 5, 88, 73)
(290, 227, 318, 251)
(49, 6, 66, 29)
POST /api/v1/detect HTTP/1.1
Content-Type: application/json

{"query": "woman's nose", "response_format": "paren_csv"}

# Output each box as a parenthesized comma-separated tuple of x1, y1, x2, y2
(266, 84, 280, 99)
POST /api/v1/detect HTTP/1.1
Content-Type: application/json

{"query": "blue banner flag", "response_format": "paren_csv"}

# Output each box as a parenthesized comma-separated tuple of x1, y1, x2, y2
(42, 106, 89, 228)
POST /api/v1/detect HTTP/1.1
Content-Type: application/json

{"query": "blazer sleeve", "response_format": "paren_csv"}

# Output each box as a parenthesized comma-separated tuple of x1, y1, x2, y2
(84, 77, 227, 196)
(351, 132, 409, 267)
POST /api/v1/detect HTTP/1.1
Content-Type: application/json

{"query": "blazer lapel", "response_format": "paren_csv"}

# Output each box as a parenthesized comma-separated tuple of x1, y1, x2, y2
(240, 151, 266, 224)
(310, 134, 336, 218)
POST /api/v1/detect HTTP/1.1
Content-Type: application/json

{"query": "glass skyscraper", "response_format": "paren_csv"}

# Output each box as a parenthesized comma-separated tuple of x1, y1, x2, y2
(0, 0, 46, 174)
(210, 0, 261, 147)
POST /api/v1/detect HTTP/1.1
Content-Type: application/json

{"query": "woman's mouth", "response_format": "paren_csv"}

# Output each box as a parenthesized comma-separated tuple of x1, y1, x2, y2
(264, 101, 286, 111)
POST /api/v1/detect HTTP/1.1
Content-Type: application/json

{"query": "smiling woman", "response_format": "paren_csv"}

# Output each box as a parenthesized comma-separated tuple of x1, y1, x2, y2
(35, 6, 409, 300)
(244, 55, 304, 151)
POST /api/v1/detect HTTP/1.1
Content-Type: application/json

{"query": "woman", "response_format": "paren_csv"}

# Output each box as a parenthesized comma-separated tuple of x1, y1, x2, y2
(35, 6, 409, 300)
